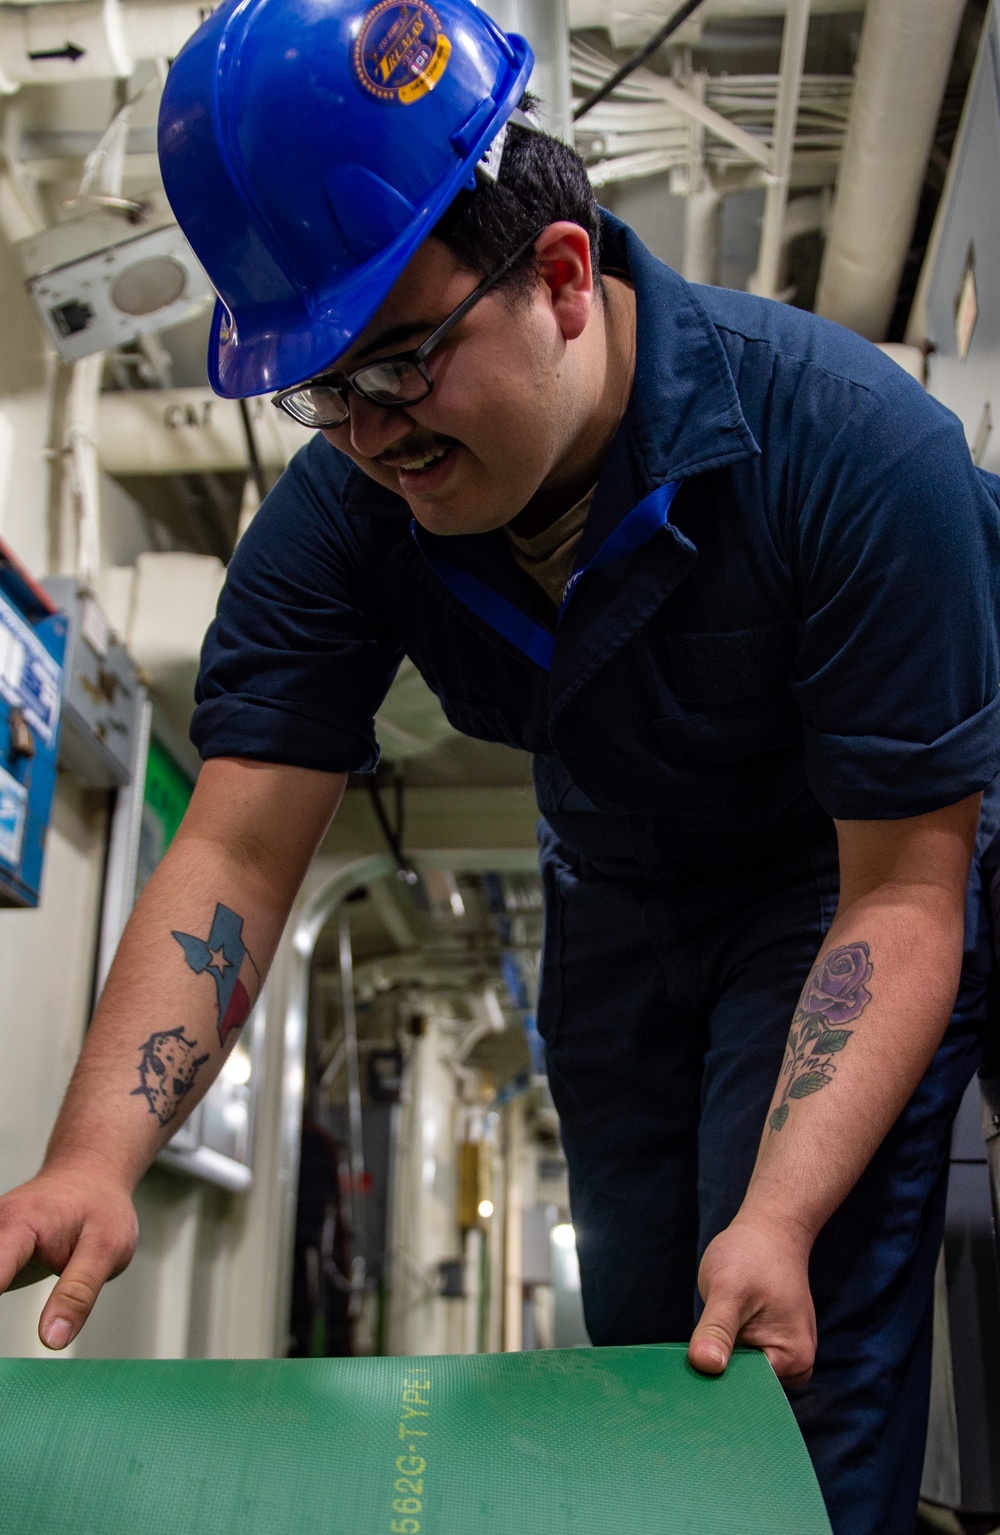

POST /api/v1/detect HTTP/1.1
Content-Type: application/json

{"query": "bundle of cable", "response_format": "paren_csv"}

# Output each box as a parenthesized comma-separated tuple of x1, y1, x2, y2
(0, 1344, 831, 1534)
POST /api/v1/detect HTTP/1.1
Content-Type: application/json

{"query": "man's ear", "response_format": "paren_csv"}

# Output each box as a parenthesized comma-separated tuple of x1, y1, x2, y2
(533, 222, 596, 343)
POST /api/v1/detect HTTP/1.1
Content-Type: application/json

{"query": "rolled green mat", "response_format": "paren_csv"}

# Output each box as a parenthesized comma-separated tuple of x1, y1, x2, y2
(0, 1344, 831, 1534)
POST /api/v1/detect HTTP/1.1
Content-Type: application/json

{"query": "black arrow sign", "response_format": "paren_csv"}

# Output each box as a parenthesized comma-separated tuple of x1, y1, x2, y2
(27, 42, 86, 62)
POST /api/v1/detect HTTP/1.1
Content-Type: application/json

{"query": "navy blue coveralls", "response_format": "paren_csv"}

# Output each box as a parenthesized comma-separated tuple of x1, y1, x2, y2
(194, 212, 1000, 1534)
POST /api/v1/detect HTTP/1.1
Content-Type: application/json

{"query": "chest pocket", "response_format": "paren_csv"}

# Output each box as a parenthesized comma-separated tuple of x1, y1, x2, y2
(652, 621, 801, 763)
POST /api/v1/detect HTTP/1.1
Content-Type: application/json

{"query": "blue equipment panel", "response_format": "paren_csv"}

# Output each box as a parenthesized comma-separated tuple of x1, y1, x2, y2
(0, 540, 66, 908)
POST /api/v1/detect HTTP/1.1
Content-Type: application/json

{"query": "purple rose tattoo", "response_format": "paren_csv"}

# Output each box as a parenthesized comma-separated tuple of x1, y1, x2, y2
(802, 944, 873, 1025)
(768, 941, 874, 1134)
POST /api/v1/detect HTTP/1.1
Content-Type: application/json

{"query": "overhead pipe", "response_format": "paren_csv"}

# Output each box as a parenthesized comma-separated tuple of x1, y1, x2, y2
(573, 0, 706, 122)
(814, 0, 966, 340)
(571, 36, 772, 169)
(484, 0, 573, 143)
(568, 0, 871, 54)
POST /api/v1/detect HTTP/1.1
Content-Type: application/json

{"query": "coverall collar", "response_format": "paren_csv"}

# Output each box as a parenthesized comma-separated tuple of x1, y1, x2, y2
(603, 209, 761, 483)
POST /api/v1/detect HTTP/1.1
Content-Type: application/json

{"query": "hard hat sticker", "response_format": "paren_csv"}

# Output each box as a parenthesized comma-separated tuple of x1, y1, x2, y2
(354, 1, 451, 104)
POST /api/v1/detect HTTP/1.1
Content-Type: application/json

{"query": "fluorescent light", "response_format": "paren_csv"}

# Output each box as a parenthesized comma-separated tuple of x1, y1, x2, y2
(223, 1049, 252, 1085)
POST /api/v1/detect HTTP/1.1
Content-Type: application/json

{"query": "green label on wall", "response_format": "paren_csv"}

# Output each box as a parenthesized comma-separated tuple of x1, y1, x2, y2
(136, 736, 194, 897)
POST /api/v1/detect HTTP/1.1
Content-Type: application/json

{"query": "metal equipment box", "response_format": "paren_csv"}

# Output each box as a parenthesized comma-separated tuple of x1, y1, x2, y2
(0, 541, 66, 908)
(15, 193, 213, 364)
(42, 576, 143, 790)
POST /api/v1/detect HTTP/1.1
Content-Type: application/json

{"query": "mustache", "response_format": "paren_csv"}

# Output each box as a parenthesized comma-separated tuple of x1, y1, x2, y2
(374, 433, 457, 468)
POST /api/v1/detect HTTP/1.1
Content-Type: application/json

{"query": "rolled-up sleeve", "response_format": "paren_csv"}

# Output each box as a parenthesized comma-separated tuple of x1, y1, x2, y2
(191, 436, 403, 772)
(791, 382, 1000, 819)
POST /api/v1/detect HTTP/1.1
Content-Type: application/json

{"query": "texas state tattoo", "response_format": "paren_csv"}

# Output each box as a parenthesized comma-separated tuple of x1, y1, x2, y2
(768, 941, 874, 1133)
(171, 903, 260, 1046)
(132, 1028, 209, 1126)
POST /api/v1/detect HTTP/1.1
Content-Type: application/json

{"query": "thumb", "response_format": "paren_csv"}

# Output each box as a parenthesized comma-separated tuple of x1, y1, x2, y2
(688, 1293, 743, 1377)
(38, 1233, 119, 1351)
(0, 1227, 39, 1295)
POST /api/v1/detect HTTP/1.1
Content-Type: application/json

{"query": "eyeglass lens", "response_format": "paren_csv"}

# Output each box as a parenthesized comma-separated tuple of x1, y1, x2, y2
(282, 358, 431, 426)
(285, 385, 349, 427)
(356, 358, 432, 404)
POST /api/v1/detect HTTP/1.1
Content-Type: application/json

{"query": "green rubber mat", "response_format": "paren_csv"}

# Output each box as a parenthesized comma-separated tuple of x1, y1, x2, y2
(0, 1345, 831, 1534)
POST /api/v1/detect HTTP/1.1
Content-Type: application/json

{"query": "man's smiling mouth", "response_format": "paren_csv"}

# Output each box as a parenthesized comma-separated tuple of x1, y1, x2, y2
(375, 440, 460, 492)
(396, 445, 450, 472)
(377, 436, 457, 475)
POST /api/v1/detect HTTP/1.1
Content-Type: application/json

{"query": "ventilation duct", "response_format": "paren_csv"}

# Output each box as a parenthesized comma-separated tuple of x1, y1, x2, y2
(0, 0, 205, 91)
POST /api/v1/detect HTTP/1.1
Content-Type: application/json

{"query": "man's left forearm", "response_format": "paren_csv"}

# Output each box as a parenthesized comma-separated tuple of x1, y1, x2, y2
(688, 791, 981, 1382)
(740, 885, 964, 1246)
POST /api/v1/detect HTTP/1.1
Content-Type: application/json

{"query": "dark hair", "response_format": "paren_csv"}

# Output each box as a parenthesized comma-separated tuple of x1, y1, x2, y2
(431, 96, 602, 300)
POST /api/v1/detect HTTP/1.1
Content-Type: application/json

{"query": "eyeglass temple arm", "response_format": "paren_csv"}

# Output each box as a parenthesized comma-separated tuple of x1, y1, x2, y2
(412, 228, 544, 364)
(272, 227, 546, 400)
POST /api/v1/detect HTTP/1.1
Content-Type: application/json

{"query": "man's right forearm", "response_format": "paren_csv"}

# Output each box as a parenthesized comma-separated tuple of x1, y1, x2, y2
(46, 831, 285, 1189)
(0, 756, 345, 1347)
(45, 757, 346, 1190)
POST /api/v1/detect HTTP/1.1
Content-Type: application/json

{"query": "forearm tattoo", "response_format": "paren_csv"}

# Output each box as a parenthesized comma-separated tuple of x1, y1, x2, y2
(768, 941, 874, 1133)
(129, 905, 259, 1125)
(132, 1029, 209, 1126)
(171, 902, 260, 1047)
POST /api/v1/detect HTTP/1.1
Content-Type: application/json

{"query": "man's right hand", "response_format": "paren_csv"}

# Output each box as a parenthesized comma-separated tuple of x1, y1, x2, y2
(0, 1160, 138, 1349)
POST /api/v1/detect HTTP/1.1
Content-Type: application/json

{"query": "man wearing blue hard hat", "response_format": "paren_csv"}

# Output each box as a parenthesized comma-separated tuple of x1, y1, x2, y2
(2, 1, 999, 1531)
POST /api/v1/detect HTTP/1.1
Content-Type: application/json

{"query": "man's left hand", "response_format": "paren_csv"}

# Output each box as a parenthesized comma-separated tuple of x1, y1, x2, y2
(687, 1211, 816, 1386)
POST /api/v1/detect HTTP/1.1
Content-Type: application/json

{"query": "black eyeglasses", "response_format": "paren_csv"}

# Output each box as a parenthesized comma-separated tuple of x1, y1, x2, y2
(271, 230, 543, 430)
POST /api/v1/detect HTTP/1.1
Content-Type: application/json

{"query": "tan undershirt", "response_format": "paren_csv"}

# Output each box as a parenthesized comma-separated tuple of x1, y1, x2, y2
(504, 486, 597, 610)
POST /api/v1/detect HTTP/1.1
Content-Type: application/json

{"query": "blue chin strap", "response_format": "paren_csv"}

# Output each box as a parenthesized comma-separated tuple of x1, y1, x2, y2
(411, 479, 682, 671)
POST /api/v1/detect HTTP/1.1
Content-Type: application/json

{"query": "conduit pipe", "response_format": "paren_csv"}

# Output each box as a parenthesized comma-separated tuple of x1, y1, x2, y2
(682, 184, 722, 286)
(749, 0, 810, 301)
(503, 1095, 525, 1352)
(338, 907, 368, 1287)
(65, 351, 104, 583)
(749, 187, 829, 299)
(0, 0, 204, 92)
(814, 0, 966, 340)
(64, 96, 132, 584)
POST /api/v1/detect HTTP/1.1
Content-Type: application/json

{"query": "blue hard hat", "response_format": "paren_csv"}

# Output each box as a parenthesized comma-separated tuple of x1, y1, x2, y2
(158, 0, 533, 398)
